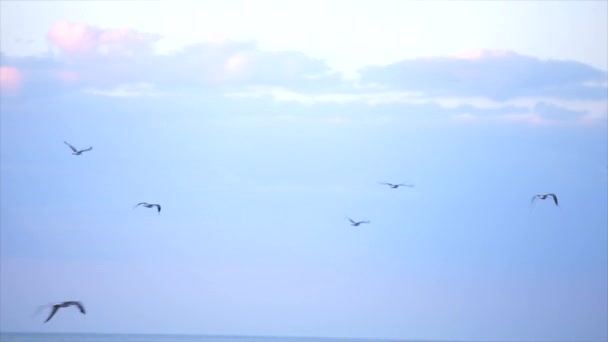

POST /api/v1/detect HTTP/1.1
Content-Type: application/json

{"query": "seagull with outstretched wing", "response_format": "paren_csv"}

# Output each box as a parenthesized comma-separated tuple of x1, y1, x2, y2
(531, 193, 559, 207)
(379, 182, 414, 189)
(64, 141, 93, 155)
(135, 202, 162, 213)
(347, 217, 370, 226)
(43, 301, 86, 323)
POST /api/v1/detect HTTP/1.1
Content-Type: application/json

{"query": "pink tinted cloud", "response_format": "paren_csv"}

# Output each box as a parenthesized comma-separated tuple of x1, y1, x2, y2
(48, 21, 98, 55)
(41, 23, 333, 88)
(48, 21, 158, 56)
(0, 66, 24, 96)
(223, 52, 257, 82)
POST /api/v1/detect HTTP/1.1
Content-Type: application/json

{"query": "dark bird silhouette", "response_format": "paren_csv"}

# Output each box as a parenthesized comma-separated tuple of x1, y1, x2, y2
(379, 182, 414, 189)
(43, 301, 85, 323)
(531, 193, 559, 207)
(135, 202, 161, 213)
(348, 217, 370, 226)
(64, 141, 93, 155)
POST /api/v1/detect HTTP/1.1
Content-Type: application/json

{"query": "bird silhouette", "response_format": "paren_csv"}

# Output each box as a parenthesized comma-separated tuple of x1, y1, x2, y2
(347, 217, 370, 226)
(379, 182, 414, 189)
(43, 301, 86, 323)
(531, 193, 559, 207)
(64, 141, 93, 155)
(135, 202, 162, 213)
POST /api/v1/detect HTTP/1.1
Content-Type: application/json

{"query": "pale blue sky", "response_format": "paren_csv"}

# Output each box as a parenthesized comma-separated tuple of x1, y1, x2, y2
(1, 1, 607, 341)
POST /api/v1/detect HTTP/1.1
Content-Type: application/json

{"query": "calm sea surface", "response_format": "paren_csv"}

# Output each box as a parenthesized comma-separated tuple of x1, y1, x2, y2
(0, 333, 436, 342)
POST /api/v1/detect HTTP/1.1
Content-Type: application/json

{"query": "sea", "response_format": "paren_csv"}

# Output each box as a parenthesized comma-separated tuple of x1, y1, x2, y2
(0, 333, 435, 342)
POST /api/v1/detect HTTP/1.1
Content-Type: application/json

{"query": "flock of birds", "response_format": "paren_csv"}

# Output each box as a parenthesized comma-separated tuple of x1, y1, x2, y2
(34, 143, 160, 323)
(36, 141, 560, 323)
(346, 183, 415, 226)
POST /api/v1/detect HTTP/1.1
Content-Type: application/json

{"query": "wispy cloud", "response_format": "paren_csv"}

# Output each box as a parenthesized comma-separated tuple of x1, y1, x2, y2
(225, 86, 425, 105)
(226, 85, 606, 125)
(83, 82, 160, 97)
(534, 101, 587, 121)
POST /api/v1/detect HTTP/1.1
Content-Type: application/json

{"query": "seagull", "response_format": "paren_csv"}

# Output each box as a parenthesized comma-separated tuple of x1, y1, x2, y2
(379, 182, 414, 189)
(43, 301, 86, 323)
(135, 202, 161, 213)
(64, 141, 93, 155)
(347, 217, 370, 226)
(531, 193, 559, 207)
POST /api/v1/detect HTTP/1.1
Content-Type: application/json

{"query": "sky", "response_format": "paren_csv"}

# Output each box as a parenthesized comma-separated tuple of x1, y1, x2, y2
(0, 1, 607, 341)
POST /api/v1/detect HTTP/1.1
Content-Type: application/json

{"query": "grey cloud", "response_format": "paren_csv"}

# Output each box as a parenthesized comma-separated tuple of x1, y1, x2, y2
(359, 52, 607, 100)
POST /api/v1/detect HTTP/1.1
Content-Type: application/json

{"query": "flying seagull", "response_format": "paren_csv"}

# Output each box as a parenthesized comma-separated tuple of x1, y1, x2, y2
(379, 182, 414, 189)
(531, 193, 559, 207)
(43, 301, 85, 323)
(135, 202, 161, 213)
(347, 217, 370, 226)
(64, 141, 93, 155)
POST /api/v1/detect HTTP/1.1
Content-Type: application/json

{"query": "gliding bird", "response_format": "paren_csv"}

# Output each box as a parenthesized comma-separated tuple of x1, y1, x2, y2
(348, 217, 370, 226)
(135, 202, 162, 213)
(64, 141, 93, 155)
(531, 193, 559, 207)
(42, 301, 86, 323)
(379, 182, 414, 189)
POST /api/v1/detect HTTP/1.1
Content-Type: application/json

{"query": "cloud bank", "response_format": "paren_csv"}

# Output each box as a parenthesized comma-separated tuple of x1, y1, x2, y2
(1, 21, 606, 125)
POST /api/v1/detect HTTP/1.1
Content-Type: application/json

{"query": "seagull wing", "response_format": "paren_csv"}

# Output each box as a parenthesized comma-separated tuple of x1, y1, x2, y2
(80, 147, 93, 153)
(134, 202, 147, 208)
(347, 218, 355, 224)
(530, 195, 538, 204)
(32, 304, 52, 318)
(44, 305, 60, 323)
(64, 141, 78, 153)
(155, 204, 161, 213)
(74, 302, 86, 314)
(548, 194, 559, 206)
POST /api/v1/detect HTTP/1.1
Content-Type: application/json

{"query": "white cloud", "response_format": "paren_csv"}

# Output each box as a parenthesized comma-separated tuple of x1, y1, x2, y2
(83, 82, 160, 97)
(224, 85, 607, 123)
(224, 86, 426, 105)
